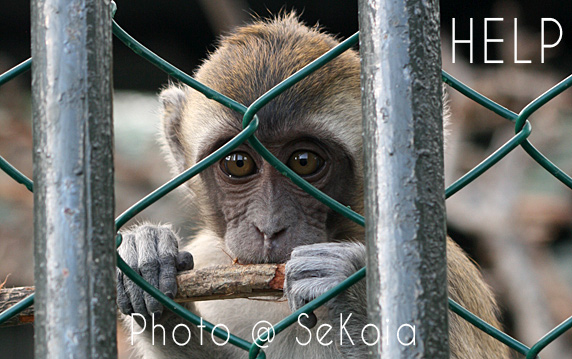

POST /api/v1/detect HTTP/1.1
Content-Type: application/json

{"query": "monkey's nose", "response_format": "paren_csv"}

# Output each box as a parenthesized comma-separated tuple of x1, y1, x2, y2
(254, 225, 288, 241)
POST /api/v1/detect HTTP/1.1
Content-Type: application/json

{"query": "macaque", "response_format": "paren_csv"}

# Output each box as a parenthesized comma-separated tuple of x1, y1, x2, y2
(117, 13, 509, 359)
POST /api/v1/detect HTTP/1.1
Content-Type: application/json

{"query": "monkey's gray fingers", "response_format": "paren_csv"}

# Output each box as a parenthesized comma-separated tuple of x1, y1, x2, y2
(284, 242, 366, 315)
(289, 242, 366, 273)
(284, 251, 342, 312)
(116, 224, 181, 319)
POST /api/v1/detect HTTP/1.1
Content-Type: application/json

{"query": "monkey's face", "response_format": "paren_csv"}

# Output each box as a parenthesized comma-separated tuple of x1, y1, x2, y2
(200, 132, 358, 264)
(159, 15, 364, 264)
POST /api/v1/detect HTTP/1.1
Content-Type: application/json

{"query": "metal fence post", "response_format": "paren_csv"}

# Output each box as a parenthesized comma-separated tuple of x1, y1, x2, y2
(31, 0, 116, 358)
(359, 0, 449, 358)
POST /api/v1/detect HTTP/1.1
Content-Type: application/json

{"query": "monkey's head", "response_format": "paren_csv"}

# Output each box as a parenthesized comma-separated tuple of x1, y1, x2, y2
(160, 14, 363, 264)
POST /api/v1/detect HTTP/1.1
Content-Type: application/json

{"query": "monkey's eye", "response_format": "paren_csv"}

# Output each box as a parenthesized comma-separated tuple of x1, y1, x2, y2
(221, 152, 256, 178)
(287, 151, 324, 176)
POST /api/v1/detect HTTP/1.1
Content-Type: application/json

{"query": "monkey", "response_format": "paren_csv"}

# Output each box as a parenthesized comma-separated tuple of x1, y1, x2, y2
(116, 13, 509, 359)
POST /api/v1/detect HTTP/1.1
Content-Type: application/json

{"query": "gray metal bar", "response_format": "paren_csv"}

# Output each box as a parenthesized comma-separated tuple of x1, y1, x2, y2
(31, 0, 116, 358)
(358, 0, 449, 358)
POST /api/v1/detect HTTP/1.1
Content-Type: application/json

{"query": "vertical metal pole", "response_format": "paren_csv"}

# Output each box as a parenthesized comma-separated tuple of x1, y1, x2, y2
(359, 0, 448, 358)
(31, 0, 116, 358)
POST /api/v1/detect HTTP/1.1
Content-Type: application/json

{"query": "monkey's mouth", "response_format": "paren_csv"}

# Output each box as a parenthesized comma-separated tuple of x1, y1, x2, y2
(232, 251, 289, 265)
(228, 242, 291, 265)
(233, 257, 287, 265)
(225, 226, 295, 264)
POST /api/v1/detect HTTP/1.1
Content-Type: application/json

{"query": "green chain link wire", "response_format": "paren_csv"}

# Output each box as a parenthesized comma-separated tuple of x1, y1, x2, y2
(1, 3, 572, 358)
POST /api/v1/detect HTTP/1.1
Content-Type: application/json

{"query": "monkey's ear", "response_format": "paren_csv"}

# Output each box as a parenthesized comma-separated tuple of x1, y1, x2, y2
(160, 86, 188, 173)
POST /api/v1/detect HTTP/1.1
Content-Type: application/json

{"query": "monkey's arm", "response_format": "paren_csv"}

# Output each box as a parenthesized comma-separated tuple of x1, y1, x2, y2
(283, 239, 510, 359)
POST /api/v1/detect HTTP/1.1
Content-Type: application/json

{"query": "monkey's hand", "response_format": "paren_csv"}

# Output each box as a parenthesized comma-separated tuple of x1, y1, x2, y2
(284, 242, 366, 321)
(116, 224, 194, 319)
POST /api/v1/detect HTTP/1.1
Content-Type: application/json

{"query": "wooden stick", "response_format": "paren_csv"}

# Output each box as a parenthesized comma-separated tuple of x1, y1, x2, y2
(0, 264, 285, 327)
(175, 263, 285, 301)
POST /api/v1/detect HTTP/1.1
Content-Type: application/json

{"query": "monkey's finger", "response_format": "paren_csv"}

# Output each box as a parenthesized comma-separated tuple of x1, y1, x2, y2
(117, 269, 134, 315)
(290, 247, 329, 259)
(287, 278, 335, 305)
(121, 233, 152, 318)
(290, 243, 347, 260)
(124, 273, 149, 318)
(136, 225, 181, 316)
(289, 243, 365, 276)
(139, 258, 163, 317)
(285, 256, 341, 283)
(159, 255, 178, 300)
(153, 227, 180, 299)
(176, 251, 194, 271)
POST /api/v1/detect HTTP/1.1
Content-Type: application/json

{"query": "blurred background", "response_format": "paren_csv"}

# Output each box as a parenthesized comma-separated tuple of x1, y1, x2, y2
(1, 0, 571, 358)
